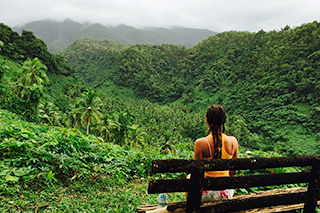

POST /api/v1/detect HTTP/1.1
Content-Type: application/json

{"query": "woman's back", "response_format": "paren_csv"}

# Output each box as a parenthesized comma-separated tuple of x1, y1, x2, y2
(194, 134, 238, 160)
(187, 104, 239, 201)
(194, 133, 238, 177)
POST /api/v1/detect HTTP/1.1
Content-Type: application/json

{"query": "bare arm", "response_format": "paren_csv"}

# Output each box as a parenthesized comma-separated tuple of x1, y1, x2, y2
(229, 137, 239, 176)
(194, 140, 203, 159)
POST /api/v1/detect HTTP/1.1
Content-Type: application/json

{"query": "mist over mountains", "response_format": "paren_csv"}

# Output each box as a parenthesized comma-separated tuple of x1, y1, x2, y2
(13, 18, 217, 53)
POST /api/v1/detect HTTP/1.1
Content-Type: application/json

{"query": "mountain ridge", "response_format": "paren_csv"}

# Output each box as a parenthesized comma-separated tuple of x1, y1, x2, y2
(12, 18, 218, 53)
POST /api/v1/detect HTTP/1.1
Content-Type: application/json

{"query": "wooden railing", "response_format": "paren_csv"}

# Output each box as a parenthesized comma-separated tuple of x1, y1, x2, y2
(147, 155, 320, 212)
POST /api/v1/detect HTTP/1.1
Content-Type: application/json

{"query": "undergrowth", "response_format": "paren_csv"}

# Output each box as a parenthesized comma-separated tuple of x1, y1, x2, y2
(0, 109, 312, 212)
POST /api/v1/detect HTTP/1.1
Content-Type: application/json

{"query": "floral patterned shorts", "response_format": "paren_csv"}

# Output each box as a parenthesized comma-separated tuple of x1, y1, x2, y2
(201, 189, 234, 202)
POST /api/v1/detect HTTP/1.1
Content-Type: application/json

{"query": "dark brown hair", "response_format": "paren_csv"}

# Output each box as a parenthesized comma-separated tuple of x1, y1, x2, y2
(206, 105, 226, 159)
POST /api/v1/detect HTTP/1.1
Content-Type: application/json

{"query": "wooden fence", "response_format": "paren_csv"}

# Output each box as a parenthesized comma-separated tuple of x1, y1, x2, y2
(148, 155, 320, 212)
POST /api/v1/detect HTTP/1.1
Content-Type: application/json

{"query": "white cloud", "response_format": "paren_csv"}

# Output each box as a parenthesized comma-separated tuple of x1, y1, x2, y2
(1, 0, 320, 32)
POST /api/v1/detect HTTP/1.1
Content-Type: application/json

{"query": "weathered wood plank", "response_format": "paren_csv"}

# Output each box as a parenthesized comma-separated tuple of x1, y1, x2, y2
(164, 188, 309, 212)
(148, 172, 310, 194)
(151, 155, 318, 173)
(151, 159, 192, 173)
(148, 179, 189, 194)
(186, 160, 204, 213)
(201, 192, 308, 213)
(304, 156, 320, 212)
(144, 155, 320, 212)
(204, 171, 310, 191)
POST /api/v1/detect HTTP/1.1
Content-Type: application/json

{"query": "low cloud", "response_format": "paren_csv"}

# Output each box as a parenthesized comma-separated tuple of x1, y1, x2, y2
(1, 0, 320, 32)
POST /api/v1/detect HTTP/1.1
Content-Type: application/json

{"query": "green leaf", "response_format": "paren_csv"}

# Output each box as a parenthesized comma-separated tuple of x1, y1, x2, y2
(21, 134, 29, 138)
(5, 174, 19, 182)
(70, 174, 77, 180)
(46, 171, 57, 181)
(250, 187, 260, 192)
(0, 169, 10, 176)
(238, 188, 248, 194)
(47, 171, 54, 179)
(13, 167, 29, 176)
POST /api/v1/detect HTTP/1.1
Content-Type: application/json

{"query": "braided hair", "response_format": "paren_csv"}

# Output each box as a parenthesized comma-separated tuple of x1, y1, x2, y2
(206, 105, 226, 159)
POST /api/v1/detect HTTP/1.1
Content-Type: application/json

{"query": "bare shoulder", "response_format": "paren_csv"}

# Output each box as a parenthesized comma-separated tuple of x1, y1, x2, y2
(225, 135, 238, 146)
(225, 135, 239, 158)
(194, 137, 208, 149)
(195, 137, 207, 145)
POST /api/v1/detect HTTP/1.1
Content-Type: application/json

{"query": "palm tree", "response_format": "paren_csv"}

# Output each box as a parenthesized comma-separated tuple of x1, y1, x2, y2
(110, 111, 134, 146)
(127, 125, 147, 148)
(16, 58, 49, 98)
(64, 104, 83, 130)
(38, 101, 62, 126)
(74, 90, 103, 135)
(93, 114, 115, 142)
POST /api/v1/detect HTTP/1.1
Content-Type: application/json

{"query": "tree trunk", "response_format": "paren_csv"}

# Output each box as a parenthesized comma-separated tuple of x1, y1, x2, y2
(87, 115, 92, 135)
(87, 122, 90, 135)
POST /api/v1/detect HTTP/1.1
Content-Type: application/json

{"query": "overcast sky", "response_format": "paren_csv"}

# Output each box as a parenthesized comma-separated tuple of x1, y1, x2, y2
(1, 0, 320, 32)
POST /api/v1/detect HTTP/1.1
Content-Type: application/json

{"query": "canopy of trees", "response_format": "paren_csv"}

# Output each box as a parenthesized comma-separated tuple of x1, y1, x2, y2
(1, 21, 320, 156)
(63, 21, 320, 154)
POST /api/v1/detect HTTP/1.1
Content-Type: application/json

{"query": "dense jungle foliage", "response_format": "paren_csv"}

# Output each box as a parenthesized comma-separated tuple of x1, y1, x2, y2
(63, 22, 320, 154)
(0, 21, 319, 212)
(1, 108, 292, 212)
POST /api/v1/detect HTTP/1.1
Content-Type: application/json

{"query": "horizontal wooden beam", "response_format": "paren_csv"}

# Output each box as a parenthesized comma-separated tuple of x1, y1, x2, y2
(151, 159, 192, 173)
(148, 172, 310, 194)
(151, 155, 319, 173)
(204, 171, 311, 190)
(165, 188, 310, 212)
(201, 191, 318, 212)
(148, 179, 189, 194)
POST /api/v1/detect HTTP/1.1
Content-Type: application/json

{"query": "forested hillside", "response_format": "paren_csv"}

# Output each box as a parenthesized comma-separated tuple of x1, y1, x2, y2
(13, 19, 217, 53)
(62, 37, 131, 89)
(1, 20, 320, 212)
(63, 22, 320, 155)
(1, 22, 206, 150)
(0, 24, 201, 212)
(0, 23, 77, 121)
(183, 23, 320, 153)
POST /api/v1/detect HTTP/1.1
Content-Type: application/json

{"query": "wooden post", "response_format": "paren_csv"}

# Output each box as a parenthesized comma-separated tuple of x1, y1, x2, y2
(186, 160, 204, 213)
(304, 156, 320, 212)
